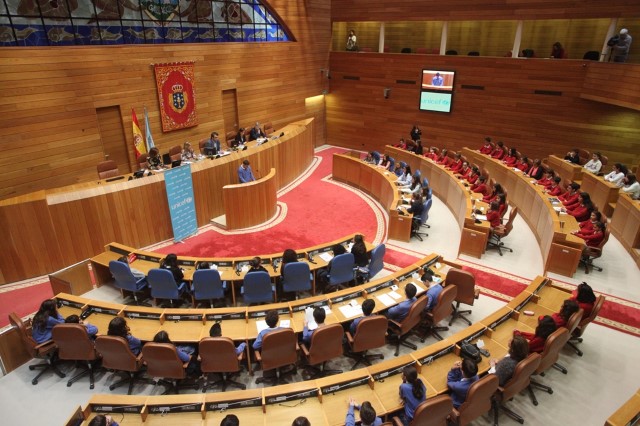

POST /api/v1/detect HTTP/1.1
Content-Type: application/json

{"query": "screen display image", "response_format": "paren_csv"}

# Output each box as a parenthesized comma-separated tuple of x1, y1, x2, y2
(419, 69, 456, 113)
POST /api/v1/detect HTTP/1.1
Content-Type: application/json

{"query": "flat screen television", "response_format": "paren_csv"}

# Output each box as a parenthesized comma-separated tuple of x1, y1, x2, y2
(419, 69, 455, 113)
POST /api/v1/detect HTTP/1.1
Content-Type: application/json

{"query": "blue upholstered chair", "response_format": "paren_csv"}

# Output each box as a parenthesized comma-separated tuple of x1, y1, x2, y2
(241, 271, 274, 304)
(191, 269, 225, 308)
(109, 260, 149, 306)
(371, 151, 381, 164)
(367, 244, 386, 280)
(147, 268, 187, 307)
(326, 253, 356, 291)
(411, 198, 432, 241)
(386, 157, 395, 172)
(282, 262, 312, 299)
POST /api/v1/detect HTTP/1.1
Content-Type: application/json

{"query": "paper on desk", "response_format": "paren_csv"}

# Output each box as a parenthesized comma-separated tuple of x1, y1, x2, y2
(376, 293, 396, 307)
(476, 214, 487, 221)
(388, 291, 402, 300)
(256, 319, 291, 333)
(553, 206, 562, 212)
(242, 265, 250, 272)
(304, 306, 331, 330)
(412, 281, 426, 295)
(513, 168, 522, 173)
(318, 252, 334, 262)
(339, 304, 363, 319)
(209, 264, 218, 270)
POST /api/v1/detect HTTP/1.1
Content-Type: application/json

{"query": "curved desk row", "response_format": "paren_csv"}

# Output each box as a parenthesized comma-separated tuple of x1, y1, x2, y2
(76, 234, 375, 304)
(61, 273, 573, 426)
(223, 168, 277, 230)
(383, 146, 491, 258)
(610, 194, 640, 268)
(461, 148, 585, 277)
(0, 119, 315, 286)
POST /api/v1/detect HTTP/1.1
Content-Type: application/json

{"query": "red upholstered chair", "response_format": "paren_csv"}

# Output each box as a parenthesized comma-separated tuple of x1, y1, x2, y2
(96, 160, 119, 179)
(168, 145, 181, 162)
(393, 395, 453, 426)
(493, 353, 541, 424)
(199, 337, 246, 392)
(446, 268, 479, 326)
(8, 312, 66, 385)
(527, 327, 571, 406)
(580, 228, 610, 274)
(568, 295, 605, 356)
(263, 121, 274, 136)
(301, 323, 344, 379)
(137, 153, 149, 170)
(345, 315, 387, 370)
(450, 374, 499, 426)
(51, 323, 101, 389)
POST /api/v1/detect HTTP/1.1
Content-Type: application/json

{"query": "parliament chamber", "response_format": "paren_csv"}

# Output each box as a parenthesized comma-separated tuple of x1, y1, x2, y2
(1, 0, 640, 425)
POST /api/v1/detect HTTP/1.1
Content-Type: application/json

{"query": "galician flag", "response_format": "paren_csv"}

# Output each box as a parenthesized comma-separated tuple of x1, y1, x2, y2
(144, 106, 155, 151)
(131, 108, 146, 158)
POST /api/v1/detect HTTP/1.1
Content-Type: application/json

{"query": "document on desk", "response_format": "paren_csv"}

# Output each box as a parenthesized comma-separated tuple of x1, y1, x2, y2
(339, 304, 363, 319)
(318, 252, 334, 262)
(376, 293, 396, 307)
(548, 197, 560, 204)
(256, 319, 291, 333)
(475, 214, 487, 221)
(412, 281, 426, 295)
(305, 306, 331, 330)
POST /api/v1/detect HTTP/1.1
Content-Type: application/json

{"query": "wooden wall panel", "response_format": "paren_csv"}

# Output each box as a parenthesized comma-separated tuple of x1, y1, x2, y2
(581, 62, 640, 111)
(0, 0, 331, 201)
(326, 53, 640, 171)
(331, 0, 640, 22)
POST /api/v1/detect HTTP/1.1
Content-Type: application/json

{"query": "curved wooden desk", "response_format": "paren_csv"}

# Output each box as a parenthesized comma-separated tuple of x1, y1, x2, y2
(462, 148, 585, 277)
(384, 146, 491, 258)
(0, 119, 315, 285)
(332, 152, 412, 242)
(223, 168, 277, 230)
(610, 194, 640, 268)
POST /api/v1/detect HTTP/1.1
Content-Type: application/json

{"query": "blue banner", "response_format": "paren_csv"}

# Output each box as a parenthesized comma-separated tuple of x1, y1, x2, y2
(164, 165, 197, 242)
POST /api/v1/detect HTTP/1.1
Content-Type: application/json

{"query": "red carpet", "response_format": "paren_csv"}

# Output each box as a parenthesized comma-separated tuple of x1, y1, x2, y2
(0, 281, 53, 328)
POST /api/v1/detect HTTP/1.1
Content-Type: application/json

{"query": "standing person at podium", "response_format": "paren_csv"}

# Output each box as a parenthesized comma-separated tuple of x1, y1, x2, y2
(238, 160, 255, 183)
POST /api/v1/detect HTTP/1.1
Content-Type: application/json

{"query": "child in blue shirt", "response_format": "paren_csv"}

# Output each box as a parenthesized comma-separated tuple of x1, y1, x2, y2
(447, 359, 479, 408)
(398, 365, 426, 424)
(31, 299, 65, 344)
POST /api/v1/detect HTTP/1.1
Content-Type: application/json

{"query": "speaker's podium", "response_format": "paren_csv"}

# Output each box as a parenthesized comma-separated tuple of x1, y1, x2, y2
(213, 168, 278, 230)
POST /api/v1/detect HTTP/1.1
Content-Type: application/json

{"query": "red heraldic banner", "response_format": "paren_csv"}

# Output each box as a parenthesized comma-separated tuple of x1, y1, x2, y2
(154, 62, 198, 132)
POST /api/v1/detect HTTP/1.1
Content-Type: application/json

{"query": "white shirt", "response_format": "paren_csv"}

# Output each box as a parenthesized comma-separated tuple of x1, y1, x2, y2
(604, 171, 625, 187)
(397, 172, 412, 186)
(622, 181, 640, 200)
(583, 159, 602, 174)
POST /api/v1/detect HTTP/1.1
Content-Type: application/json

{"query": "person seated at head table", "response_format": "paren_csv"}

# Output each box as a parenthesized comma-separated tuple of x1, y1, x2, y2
(579, 210, 602, 233)
(108, 316, 142, 355)
(569, 282, 596, 318)
(447, 358, 479, 409)
(526, 159, 544, 180)
(490, 141, 506, 160)
(496, 193, 507, 217)
(583, 152, 603, 174)
(479, 136, 493, 154)
(181, 141, 197, 161)
(574, 221, 606, 248)
(292, 417, 311, 426)
(457, 161, 472, 179)
(146, 147, 164, 170)
(397, 165, 412, 186)
(252, 310, 284, 351)
(399, 365, 427, 425)
(349, 299, 377, 335)
(513, 315, 557, 353)
(220, 414, 239, 426)
(562, 192, 594, 222)
(234, 128, 246, 146)
(351, 234, 370, 268)
(249, 122, 266, 141)
(386, 283, 417, 322)
(426, 146, 439, 161)
(470, 176, 489, 196)
(559, 182, 580, 206)
(482, 183, 503, 204)
(486, 201, 502, 228)
(395, 136, 408, 150)
(447, 153, 464, 173)
(410, 139, 424, 156)
(116, 255, 146, 280)
(621, 173, 640, 200)
(160, 253, 185, 284)
(545, 176, 564, 196)
(502, 147, 518, 167)
(65, 314, 98, 338)
(422, 271, 443, 312)
(204, 131, 221, 155)
(564, 148, 580, 164)
(89, 414, 119, 426)
(31, 299, 65, 344)
(466, 167, 480, 185)
(346, 398, 383, 426)
(550, 299, 580, 328)
(515, 156, 531, 173)
(436, 149, 452, 167)
(302, 306, 327, 346)
(488, 335, 529, 386)
(536, 169, 555, 188)
(209, 322, 246, 356)
(604, 163, 627, 187)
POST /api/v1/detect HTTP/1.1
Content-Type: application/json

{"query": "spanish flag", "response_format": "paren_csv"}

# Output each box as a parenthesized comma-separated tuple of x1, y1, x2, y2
(131, 108, 147, 158)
